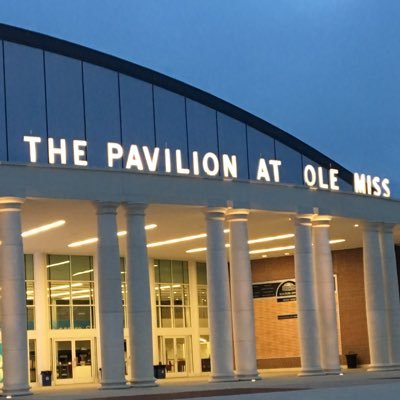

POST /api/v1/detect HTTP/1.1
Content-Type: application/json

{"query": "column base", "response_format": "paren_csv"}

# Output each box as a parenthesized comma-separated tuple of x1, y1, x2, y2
(2, 386, 32, 397)
(209, 375, 238, 383)
(235, 373, 261, 381)
(368, 364, 396, 372)
(129, 379, 158, 387)
(298, 369, 326, 377)
(99, 382, 129, 390)
(324, 368, 342, 375)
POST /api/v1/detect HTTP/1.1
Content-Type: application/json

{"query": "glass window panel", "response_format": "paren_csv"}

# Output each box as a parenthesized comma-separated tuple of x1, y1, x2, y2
(186, 99, 219, 164)
(198, 287, 207, 307)
(153, 87, 188, 170)
(24, 254, 34, 280)
(47, 255, 71, 280)
(196, 262, 207, 285)
(0, 42, 7, 161)
(120, 74, 155, 147)
(160, 307, 172, 328)
(4, 42, 47, 163)
(172, 260, 183, 283)
(76, 340, 92, 366)
(52, 306, 71, 329)
(49, 281, 71, 305)
(73, 306, 92, 329)
(26, 281, 35, 305)
(45, 52, 85, 158)
(160, 287, 171, 306)
(159, 260, 172, 283)
(29, 339, 37, 382)
(183, 262, 189, 283)
(247, 126, 275, 180)
(174, 307, 184, 328)
(217, 113, 248, 179)
(200, 335, 211, 371)
(199, 308, 208, 328)
(153, 260, 160, 283)
(173, 287, 183, 306)
(27, 307, 35, 330)
(275, 141, 303, 184)
(71, 255, 93, 281)
(83, 62, 121, 168)
(72, 282, 92, 305)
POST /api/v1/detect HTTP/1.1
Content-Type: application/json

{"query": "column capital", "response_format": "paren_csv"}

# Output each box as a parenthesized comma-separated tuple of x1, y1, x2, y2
(205, 207, 227, 221)
(93, 201, 119, 215)
(294, 215, 313, 227)
(312, 215, 332, 228)
(124, 202, 147, 216)
(362, 221, 381, 232)
(226, 208, 249, 222)
(0, 197, 24, 212)
(379, 223, 395, 234)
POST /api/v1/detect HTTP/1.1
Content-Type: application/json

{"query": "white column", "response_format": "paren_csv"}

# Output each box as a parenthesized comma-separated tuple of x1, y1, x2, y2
(0, 197, 31, 396)
(227, 209, 259, 381)
(124, 203, 156, 387)
(205, 208, 235, 382)
(294, 217, 324, 376)
(95, 202, 127, 389)
(379, 223, 400, 368)
(363, 222, 392, 370)
(33, 252, 51, 383)
(312, 217, 341, 374)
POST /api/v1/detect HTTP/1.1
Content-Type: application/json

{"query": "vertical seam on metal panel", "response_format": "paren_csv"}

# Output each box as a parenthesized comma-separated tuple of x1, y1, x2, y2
(151, 84, 157, 147)
(184, 97, 190, 169)
(301, 154, 305, 185)
(245, 124, 250, 180)
(43, 51, 49, 144)
(215, 111, 221, 177)
(1, 41, 9, 161)
(81, 61, 87, 142)
(117, 72, 124, 168)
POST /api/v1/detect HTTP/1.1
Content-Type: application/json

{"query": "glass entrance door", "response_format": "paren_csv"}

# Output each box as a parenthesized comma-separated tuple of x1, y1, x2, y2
(54, 339, 94, 384)
(161, 336, 190, 377)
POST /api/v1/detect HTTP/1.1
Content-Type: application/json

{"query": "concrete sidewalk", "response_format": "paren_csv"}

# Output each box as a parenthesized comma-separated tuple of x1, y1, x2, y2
(24, 369, 400, 400)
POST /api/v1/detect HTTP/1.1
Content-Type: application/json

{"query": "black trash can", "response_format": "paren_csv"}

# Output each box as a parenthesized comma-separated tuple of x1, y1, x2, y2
(345, 353, 358, 369)
(40, 370, 52, 386)
(153, 364, 166, 379)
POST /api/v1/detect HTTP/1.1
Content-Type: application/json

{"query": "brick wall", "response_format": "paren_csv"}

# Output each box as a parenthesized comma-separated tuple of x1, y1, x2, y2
(251, 248, 370, 368)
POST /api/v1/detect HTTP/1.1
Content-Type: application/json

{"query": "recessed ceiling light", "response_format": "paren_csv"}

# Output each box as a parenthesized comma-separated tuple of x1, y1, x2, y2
(329, 239, 346, 244)
(262, 255, 267, 258)
(22, 220, 66, 237)
(248, 233, 294, 245)
(354, 224, 359, 228)
(249, 245, 295, 255)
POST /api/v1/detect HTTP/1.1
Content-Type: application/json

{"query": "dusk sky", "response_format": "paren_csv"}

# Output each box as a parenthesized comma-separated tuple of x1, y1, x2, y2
(1, 0, 399, 195)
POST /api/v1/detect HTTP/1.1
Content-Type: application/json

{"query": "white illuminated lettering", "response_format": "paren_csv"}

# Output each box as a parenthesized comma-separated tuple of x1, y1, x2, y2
(107, 142, 123, 168)
(222, 154, 237, 178)
(354, 173, 366, 194)
(192, 151, 200, 176)
(73, 140, 88, 166)
(256, 159, 271, 181)
(48, 138, 67, 165)
(329, 168, 339, 191)
(304, 164, 317, 187)
(382, 178, 391, 198)
(143, 146, 159, 172)
(176, 149, 190, 175)
(164, 148, 171, 173)
(202, 152, 219, 176)
(269, 160, 281, 182)
(318, 167, 328, 189)
(24, 136, 41, 163)
(366, 175, 372, 195)
(125, 144, 143, 170)
(372, 176, 382, 197)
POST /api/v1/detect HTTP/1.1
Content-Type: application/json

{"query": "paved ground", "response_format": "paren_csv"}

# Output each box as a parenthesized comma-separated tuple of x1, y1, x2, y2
(21, 368, 400, 400)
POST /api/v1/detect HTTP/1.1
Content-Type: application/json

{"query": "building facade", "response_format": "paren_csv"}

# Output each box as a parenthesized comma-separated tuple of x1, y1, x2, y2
(0, 23, 400, 396)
